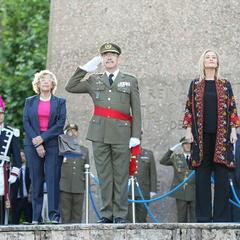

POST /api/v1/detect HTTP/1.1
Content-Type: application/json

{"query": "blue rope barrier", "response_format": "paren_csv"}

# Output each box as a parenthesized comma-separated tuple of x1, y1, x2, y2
(90, 173, 100, 185)
(128, 170, 195, 203)
(229, 199, 240, 208)
(128, 179, 131, 192)
(135, 180, 159, 223)
(89, 188, 102, 220)
(229, 179, 240, 205)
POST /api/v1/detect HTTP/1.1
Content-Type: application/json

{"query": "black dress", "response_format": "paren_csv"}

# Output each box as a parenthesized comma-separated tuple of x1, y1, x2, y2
(203, 80, 217, 134)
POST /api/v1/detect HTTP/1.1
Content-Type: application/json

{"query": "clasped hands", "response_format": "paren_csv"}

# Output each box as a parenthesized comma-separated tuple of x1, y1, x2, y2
(32, 136, 45, 158)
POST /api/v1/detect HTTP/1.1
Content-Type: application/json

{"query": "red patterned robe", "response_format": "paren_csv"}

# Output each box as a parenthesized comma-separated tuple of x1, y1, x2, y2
(183, 79, 240, 169)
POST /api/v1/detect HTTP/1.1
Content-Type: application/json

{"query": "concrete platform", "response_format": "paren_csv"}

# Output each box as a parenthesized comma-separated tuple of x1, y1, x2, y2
(1, 223, 240, 240)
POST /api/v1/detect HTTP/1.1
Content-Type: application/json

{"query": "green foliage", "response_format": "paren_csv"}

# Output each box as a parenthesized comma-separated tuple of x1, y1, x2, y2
(0, 0, 49, 140)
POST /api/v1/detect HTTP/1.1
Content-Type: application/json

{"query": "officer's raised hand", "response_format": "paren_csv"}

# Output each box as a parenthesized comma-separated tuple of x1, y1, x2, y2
(170, 142, 182, 152)
(80, 56, 101, 73)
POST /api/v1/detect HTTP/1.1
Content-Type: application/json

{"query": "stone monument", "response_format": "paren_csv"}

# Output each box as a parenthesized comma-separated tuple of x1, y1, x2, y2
(47, 0, 240, 222)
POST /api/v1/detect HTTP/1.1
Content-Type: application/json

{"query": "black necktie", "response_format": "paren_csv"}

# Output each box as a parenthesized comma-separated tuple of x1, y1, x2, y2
(186, 155, 189, 165)
(109, 74, 114, 86)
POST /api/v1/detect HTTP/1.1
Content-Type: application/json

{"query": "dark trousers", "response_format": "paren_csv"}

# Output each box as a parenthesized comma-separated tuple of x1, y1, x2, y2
(196, 133, 231, 222)
(11, 197, 32, 224)
(25, 145, 62, 222)
(92, 142, 130, 220)
(231, 178, 240, 221)
(0, 196, 5, 224)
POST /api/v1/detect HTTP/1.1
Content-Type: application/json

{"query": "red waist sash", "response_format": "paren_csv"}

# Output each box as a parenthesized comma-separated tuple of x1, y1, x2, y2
(94, 106, 132, 121)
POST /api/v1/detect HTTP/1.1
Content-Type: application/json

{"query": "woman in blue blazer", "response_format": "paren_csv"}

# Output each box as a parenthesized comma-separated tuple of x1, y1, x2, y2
(23, 70, 66, 224)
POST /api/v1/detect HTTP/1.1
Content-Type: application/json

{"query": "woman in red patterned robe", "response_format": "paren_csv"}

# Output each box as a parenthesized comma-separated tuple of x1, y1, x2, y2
(183, 49, 239, 222)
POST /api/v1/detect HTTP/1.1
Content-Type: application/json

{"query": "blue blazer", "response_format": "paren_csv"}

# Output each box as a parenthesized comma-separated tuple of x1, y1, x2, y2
(23, 95, 66, 147)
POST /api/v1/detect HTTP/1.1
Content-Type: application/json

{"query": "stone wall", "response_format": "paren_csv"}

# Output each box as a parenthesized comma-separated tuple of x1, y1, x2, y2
(47, 0, 240, 222)
(1, 223, 240, 240)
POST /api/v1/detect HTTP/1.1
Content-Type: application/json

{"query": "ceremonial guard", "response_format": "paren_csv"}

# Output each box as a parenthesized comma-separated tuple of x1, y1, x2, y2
(66, 43, 142, 223)
(59, 123, 89, 223)
(127, 148, 157, 223)
(0, 95, 21, 224)
(160, 137, 196, 222)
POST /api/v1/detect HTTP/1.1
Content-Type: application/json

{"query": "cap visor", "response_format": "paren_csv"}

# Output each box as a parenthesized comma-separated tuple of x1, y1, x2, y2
(100, 50, 120, 55)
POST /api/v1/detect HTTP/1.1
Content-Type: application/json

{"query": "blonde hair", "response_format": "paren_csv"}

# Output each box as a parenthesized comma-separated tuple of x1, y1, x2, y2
(32, 70, 57, 94)
(198, 49, 220, 81)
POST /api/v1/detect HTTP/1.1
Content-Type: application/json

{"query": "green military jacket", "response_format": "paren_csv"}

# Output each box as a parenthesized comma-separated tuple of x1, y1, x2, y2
(65, 68, 141, 144)
(130, 149, 157, 199)
(160, 149, 195, 201)
(60, 145, 89, 194)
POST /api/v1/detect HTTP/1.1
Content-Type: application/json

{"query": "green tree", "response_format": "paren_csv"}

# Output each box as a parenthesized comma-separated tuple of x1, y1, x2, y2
(0, 0, 49, 140)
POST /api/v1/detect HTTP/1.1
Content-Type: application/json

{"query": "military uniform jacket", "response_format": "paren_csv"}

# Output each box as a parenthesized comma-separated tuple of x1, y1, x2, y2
(160, 149, 195, 201)
(131, 149, 157, 199)
(0, 124, 21, 195)
(60, 145, 89, 194)
(0, 125, 21, 166)
(65, 68, 141, 144)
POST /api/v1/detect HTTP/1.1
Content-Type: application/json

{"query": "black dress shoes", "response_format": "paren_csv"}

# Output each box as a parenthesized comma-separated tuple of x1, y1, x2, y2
(97, 217, 113, 223)
(114, 217, 128, 224)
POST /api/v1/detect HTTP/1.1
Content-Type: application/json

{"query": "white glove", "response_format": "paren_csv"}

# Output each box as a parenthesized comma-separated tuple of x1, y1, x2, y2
(170, 143, 182, 152)
(129, 137, 140, 148)
(150, 192, 157, 198)
(80, 56, 101, 72)
(8, 167, 20, 184)
(8, 175, 18, 184)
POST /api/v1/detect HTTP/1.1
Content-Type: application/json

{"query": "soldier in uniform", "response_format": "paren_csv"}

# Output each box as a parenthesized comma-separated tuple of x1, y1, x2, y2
(160, 137, 196, 222)
(127, 148, 157, 223)
(66, 43, 142, 223)
(0, 95, 21, 224)
(59, 123, 89, 223)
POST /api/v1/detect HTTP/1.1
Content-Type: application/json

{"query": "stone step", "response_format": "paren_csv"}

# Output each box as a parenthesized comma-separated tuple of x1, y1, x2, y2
(1, 223, 240, 240)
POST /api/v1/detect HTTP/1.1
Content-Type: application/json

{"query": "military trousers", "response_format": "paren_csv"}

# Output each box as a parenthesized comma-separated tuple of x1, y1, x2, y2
(196, 133, 231, 222)
(176, 199, 196, 222)
(60, 191, 84, 223)
(92, 141, 130, 220)
(127, 196, 148, 223)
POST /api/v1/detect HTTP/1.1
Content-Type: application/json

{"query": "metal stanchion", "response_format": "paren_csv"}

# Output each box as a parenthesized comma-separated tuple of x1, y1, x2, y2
(84, 164, 90, 224)
(130, 176, 136, 224)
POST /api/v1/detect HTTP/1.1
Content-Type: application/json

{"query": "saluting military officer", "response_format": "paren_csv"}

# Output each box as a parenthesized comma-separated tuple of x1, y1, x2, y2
(127, 148, 157, 223)
(0, 95, 21, 224)
(160, 137, 196, 223)
(59, 123, 89, 223)
(65, 43, 142, 223)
